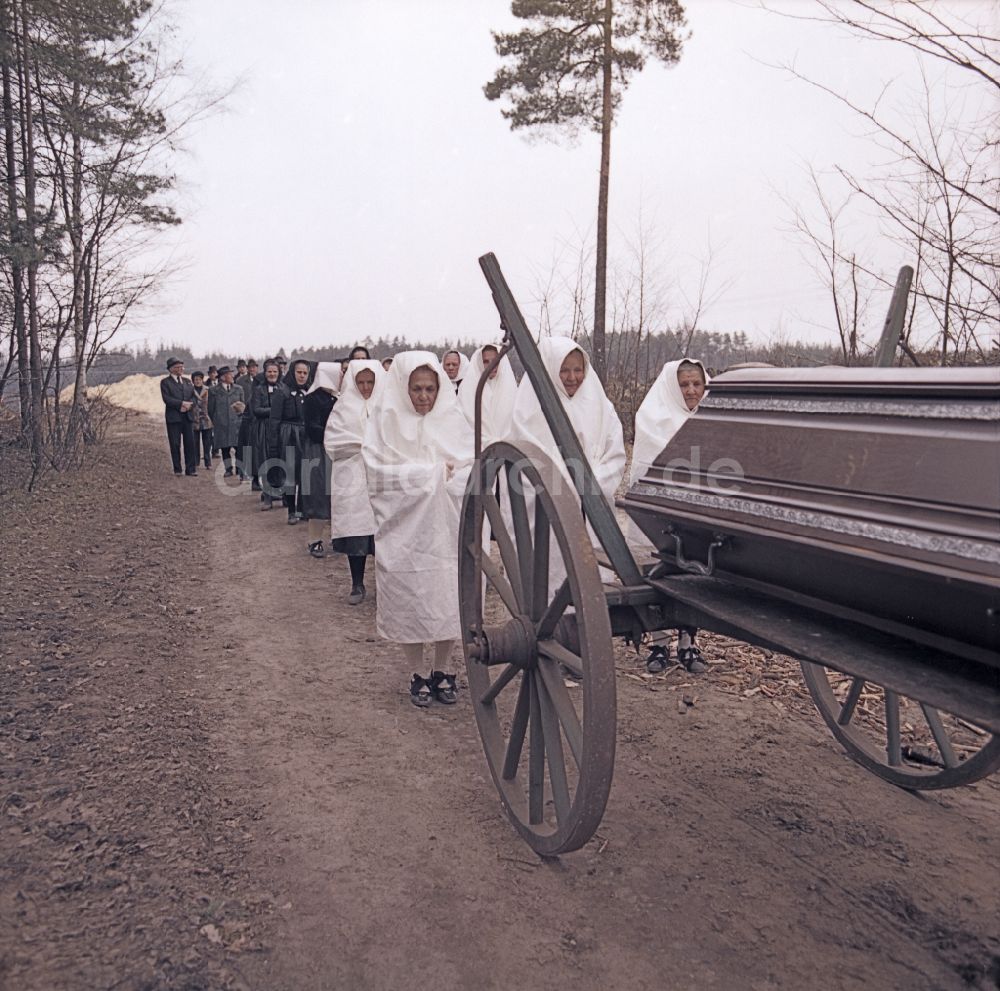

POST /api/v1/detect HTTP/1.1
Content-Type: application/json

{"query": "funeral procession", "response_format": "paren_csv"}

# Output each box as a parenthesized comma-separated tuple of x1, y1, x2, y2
(1, 2, 997, 989)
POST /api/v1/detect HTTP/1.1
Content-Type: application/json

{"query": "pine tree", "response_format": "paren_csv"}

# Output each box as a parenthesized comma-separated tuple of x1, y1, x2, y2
(485, 0, 686, 379)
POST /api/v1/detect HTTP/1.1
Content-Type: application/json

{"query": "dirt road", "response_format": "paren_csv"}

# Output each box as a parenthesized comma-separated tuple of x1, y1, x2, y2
(2, 417, 998, 990)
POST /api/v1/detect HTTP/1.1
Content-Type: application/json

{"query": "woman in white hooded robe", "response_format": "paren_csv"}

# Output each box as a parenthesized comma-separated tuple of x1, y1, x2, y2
(626, 358, 709, 674)
(441, 349, 470, 393)
(457, 343, 517, 443)
(510, 335, 626, 600)
(458, 343, 519, 537)
(362, 351, 473, 707)
(324, 359, 386, 605)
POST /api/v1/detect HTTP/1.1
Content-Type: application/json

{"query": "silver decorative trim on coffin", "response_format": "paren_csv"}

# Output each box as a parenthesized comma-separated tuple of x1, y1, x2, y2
(627, 482, 1000, 565)
(701, 396, 1000, 421)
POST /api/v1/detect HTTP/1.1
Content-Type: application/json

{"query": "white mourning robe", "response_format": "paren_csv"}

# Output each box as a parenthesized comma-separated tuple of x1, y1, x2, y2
(362, 351, 473, 643)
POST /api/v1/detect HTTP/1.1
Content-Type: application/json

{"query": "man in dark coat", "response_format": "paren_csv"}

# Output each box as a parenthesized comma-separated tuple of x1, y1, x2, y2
(160, 357, 198, 475)
(208, 366, 245, 477)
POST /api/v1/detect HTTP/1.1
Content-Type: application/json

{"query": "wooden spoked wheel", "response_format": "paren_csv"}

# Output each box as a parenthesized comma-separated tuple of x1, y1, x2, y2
(800, 663, 1000, 790)
(459, 441, 616, 856)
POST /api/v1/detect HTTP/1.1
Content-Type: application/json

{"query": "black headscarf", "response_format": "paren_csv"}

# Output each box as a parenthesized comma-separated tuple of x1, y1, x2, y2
(282, 359, 316, 392)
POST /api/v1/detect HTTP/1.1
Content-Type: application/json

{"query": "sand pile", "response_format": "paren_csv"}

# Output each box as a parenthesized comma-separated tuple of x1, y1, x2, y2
(60, 374, 166, 415)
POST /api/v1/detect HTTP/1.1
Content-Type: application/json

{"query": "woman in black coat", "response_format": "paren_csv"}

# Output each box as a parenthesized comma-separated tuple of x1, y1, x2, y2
(250, 360, 281, 504)
(300, 362, 339, 557)
(235, 359, 259, 481)
(268, 359, 312, 523)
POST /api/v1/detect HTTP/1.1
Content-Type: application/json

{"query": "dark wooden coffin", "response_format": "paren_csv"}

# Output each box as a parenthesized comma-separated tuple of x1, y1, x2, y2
(620, 367, 1000, 668)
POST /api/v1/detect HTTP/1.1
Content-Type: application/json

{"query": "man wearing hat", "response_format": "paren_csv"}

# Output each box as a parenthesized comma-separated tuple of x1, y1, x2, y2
(235, 360, 257, 418)
(159, 357, 198, 475)
(208, 365, 246, 476)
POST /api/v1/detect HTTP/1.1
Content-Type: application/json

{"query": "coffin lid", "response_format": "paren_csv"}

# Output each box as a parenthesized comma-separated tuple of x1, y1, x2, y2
(711, 365, 999, 399)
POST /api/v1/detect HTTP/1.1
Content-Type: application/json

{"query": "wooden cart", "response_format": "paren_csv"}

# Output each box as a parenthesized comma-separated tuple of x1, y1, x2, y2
(459, 254, 1000, 856)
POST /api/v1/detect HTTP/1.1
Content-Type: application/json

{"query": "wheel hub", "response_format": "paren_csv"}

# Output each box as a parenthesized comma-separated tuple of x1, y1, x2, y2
(475, 615, 538, 669)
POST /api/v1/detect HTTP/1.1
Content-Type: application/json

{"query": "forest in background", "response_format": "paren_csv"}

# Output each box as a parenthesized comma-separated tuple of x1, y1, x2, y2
(84, 326, 838, 384)
(2, 1, 997, 492)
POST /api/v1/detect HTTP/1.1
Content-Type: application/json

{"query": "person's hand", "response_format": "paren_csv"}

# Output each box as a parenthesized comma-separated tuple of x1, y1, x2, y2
(232, 401, 246, 414)
(180, 400, 192, 412)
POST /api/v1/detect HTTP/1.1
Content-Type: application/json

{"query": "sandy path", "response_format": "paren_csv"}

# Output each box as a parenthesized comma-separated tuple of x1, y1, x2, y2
(3, 417, 998, 990)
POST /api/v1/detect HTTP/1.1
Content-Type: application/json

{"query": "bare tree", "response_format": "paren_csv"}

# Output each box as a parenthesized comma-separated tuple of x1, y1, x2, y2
(675, 233, 734, 359)
(768, 0, 999, 364)
(782, 166, 876, 365)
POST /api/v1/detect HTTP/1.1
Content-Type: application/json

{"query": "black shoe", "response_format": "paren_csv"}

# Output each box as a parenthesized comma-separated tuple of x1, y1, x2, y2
(308, 540, 325, 558)
(428, 671, 458, 705)
(185, 470, 198, 476)
(347, 584, 365, 605)
(251, 481, 262, 492)
(286, 515, 298, 525)
(260, 498, 273, 511)
(173, 469, 183, 475)
(410, 674, 431, 708)
(224, 468, 233, 477)
(677, 645, 708, 674)
(645, 644, 670, 674)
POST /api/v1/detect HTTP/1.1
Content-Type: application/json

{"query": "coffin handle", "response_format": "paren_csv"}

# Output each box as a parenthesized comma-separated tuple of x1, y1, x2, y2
(664, 526, 727, 577)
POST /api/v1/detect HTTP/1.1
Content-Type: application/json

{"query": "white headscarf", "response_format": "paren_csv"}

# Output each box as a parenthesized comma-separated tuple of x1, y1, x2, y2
(511, 336, 625, 503)
(441, 349, 471, 391)
(369, 351, 472, 466)
(629, 358, 709, 486)
(325, 360, 387, 539)
(626, 358, 709, 551)
(362, 351, 473, 643)
(308, 361, 343, 396)
(327, 360, 386, 446)
(510, 336, 626, 594)
(457, 344, 518, 446)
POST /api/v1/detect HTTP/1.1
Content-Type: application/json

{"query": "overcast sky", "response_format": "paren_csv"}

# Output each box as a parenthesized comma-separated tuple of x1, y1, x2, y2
(132, 0, 977, 359)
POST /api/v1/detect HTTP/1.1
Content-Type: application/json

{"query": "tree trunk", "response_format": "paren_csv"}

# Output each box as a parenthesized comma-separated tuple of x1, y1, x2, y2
(593, 0, 613, 382)
(0, 0, 28, 435)
(18, 0, 43, 464)
(65, 69, 90, 446)
(70, 76, 86, 409)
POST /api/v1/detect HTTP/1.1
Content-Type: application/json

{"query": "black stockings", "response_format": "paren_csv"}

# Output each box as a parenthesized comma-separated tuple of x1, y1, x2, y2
(348, 554, 367, 587)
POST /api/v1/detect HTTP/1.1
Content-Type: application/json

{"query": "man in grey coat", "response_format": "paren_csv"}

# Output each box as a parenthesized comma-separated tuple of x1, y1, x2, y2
(208, 366, 245, 476)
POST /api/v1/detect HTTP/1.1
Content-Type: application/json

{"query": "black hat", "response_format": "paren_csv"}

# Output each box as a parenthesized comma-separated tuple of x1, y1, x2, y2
(207, 365, 218, 373)
(217, 365, 232, 376)
(191, 370, 205, 379)
(237, 359, 247, 368)
(166, 356, 183, 370)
